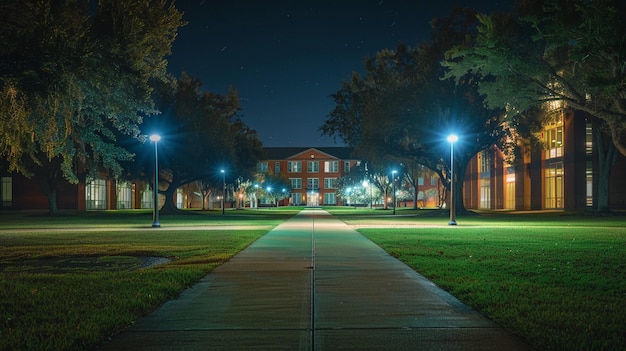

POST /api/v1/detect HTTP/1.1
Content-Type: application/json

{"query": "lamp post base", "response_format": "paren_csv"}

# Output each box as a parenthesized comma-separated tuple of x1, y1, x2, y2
(152, 222, 160, 228)
(448, 220, 457, 225)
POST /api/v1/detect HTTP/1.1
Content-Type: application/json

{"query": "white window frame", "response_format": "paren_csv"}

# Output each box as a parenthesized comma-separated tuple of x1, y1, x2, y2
(86, 178, 107, 210)
(324, 161, 338, 173)
(288, 161, 302, 173)
(290, 178, 302, 189)
(307, 178, 319, 190)
(116, 181, 132, 209)
(308, 161, 319, 173)
(324, 192, 337, 205)
(324, 178, 337, 189)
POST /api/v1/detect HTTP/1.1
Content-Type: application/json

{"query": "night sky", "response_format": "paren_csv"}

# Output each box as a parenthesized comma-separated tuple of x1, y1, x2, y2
(167, 0, 514, 147)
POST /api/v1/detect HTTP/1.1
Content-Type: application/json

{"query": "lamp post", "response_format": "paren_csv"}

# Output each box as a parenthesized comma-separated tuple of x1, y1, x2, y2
(391, 170, 397, 215)
(281, 188, 286, 207)
(220, 169, 225, 215)
(447, 134, 458, 225)
(266, 186, 275, 208)
(149, 134, 161, 228)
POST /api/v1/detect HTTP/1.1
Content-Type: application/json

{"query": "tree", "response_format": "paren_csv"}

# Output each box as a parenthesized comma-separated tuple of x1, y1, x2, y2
(0, 0, 185, 213)
(360, 160, 399, 210)
(443, 0, 626, 212)
(322, 8, 511, 214)
(139, 73, 263, 213)
(401, 160, 428, 210)
(335, 163, 369, 206)
(255, 174, 290, 207)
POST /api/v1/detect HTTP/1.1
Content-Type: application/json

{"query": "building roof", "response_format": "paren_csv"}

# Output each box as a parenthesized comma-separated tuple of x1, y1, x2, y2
(263, 147, 356, 160)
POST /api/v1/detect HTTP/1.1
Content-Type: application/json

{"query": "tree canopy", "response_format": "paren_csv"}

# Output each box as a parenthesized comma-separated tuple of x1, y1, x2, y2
(443, 0, 626, 156)
(442, 0, 625, 212)
(142, 73, 263, 213)
(321, 8, 511, 212)
(0, 0, 184, 212)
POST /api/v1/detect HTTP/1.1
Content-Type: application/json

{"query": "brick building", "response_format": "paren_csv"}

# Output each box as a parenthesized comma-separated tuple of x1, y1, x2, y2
(2, 112, 624, 212)
(462, 109, 626, 211)
(259, 147, 360, 206)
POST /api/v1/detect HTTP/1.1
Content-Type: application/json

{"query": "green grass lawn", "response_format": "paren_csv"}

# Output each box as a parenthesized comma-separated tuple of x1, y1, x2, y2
(0, 209, 297, 351)
(328, 207, 626, 351)
(1, 208, 624, 351)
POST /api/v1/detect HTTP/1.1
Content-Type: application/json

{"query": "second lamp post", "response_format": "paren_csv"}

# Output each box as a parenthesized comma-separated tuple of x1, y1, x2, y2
(392, 170, 397, 215)
(220, 169, 225, 215)
(447, 134, 458, 225)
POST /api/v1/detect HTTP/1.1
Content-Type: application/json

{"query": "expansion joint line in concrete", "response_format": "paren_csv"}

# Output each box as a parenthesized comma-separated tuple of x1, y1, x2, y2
(310, 215, 316, 350)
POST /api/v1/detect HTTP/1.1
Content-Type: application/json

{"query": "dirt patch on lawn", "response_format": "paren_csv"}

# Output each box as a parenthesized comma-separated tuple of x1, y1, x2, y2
(0, 255, 172, 273)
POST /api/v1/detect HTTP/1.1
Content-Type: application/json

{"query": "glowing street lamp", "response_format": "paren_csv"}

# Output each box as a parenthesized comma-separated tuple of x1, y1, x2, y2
(149, 134, 161, 228)
(281, 188, 286, 207)
(266, 186, 275, 208)
(447, 134, 458, 225)
(391, 170, 398, 215)
(220, 169, 225, 215)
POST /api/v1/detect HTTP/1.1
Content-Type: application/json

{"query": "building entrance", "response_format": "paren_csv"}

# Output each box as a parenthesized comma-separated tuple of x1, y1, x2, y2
(307, 192, 319, 207)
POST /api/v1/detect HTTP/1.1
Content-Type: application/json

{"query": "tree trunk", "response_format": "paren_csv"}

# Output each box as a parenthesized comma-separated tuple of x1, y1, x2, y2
(383, 188, 388, 210)
(159, 171, 181, 214)
(594, 121, 617, 213)
(609, 121, 626, 157)
(37, 168, 60, 215)
(160, 184, 179, 214)
(47, 188, 58, 214)
(454, 156, 470, 215)
(201, 189, 213, 210)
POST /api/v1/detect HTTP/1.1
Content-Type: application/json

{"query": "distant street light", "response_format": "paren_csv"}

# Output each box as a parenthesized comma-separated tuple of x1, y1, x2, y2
(266, 186, 275, 208)
(281, 188, 286, 207)
(221, 169, 225, 215)
(149, 134, 161, 228)
(447, 134, 458, 225)
(391, 170, 398, 215)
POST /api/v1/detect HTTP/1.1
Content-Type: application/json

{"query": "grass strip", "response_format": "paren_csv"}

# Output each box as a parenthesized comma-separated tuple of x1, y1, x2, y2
(0, 209, 296, 351)
(345, 211, 626, 351)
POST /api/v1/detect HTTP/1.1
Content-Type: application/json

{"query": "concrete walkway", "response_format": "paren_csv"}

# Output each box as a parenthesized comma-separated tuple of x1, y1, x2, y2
(98, 209, 534, 351)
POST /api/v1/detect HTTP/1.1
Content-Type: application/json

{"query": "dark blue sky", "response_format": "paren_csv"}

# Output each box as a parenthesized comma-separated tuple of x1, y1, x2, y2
(167, 0, 513, 147)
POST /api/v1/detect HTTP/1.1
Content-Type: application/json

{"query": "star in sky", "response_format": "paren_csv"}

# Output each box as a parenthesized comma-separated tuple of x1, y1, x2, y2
(167, 0, 513, 147)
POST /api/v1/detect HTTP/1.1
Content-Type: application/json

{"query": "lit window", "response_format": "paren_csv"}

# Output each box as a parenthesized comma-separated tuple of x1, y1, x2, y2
(308, 161, 319, 172)
(307, 178, 319, 190)
(324, 178, 337, 189)
(116, 181, 132, 209)
(288, 161, 302, 173)
(257, 162, 268, 172)
(544, 117, 563, 159)
(1, 177, 12, 207)
(86, 178, 107, 210)
(324, 192, 337, 204)
(290, 178, 302, 189)
(324, 161, 338, 173)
